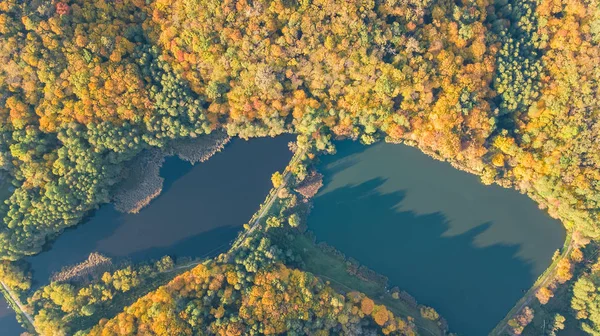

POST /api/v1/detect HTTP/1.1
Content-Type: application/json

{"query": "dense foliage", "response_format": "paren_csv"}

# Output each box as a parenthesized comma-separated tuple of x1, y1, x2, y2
(571, 267, 600, 335)
(1, 0, 599, 261)
(0, 0, 213, 260)
(28, 256, 176, 335)
(0, 260, 31, 292)
(145, 0, 600, 239)
(1, 0, 599, 334)
(26, 223, 424, 336)
(87, 261, 417, 336)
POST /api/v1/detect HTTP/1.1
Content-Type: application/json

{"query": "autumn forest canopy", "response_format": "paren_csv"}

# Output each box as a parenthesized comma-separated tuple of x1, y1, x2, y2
(0, 0, 599, 334)
(0, 0, 597, 259)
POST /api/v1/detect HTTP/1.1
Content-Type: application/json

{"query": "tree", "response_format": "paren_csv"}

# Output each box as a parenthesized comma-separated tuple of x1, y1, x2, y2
(0, 261, 31, 292)
(361, 297, 375, 315)
(420, 306, 440, 321)
(81, 305, 96, 317)
(535, 287, 554, 305)
(266, 216, 282, 228)
(271, 171, 284, 188)
(571, 248, 584, 263)
(556, 259, 573, 284)
(372, 306, 389, 326)
(549, 314, 565, 335)
(508, 306, 535, 335)
(288, 214, 300, 228)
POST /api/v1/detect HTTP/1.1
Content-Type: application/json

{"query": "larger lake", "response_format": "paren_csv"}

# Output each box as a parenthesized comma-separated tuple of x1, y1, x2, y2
(307, 141, 565, 335)
(27, 136, 293, 286)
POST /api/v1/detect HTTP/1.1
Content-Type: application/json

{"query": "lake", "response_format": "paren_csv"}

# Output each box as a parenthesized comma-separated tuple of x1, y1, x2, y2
(27, 135, 293, 286)
(307, 141, 566, 335)
(0, 297, 23, 336)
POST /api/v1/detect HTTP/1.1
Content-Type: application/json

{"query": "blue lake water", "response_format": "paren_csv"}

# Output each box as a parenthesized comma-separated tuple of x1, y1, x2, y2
(307, 141, 566, 335)
(27, 136, 293, 286)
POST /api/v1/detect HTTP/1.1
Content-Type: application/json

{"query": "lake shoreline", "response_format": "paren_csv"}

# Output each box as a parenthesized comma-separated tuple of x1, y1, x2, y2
(112, 131, 231, 214)
(307, 140, 566, 335)
(26, 135, 294, 288)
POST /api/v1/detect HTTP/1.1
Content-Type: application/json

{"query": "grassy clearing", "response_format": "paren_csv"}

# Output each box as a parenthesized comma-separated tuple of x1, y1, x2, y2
(290, 233, 445, 336)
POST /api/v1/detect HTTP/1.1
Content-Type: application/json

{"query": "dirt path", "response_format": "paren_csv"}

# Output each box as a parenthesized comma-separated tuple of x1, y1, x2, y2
(162, 152, 302, 273)
(243, 171, 291, 235)
(232, 151, 301, 250)
(491, 234, 575, 335)
(1, 281, 35, 332)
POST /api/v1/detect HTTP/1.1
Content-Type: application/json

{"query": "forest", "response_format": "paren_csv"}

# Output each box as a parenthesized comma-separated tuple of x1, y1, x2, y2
(0, 0, 598, 334)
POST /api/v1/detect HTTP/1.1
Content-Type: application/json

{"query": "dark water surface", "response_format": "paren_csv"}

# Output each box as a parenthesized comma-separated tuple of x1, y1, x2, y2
(0, 297, 23, 336)
(27, 136, 293, 286)
(307, 141, 566, 335)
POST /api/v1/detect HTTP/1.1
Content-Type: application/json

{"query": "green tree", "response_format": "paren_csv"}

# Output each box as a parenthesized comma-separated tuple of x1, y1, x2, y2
(288, 214, 300, 228)
(271, 171, 284, 188)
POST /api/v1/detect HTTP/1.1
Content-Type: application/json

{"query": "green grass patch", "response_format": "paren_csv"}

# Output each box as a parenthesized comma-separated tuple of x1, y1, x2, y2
(290, 233, 445, 336)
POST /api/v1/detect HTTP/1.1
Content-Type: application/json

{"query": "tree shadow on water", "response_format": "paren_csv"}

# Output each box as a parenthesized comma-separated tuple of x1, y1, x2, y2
(317, 141, 372, 189)
(309, 178, 534, 336)
(125, 224, 241, 262)
(160, 155, 196, 195)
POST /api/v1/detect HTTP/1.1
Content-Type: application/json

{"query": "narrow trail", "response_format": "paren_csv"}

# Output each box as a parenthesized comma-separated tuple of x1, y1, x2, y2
(232, 151, 300, 250)
(161, 151, 302, 273)
(1, 281, 35, 332)
(240, 171, 291, 236)
(0, 153, 299, 336)
(0, 150, 299, 336)
(491, 234, 575, 335)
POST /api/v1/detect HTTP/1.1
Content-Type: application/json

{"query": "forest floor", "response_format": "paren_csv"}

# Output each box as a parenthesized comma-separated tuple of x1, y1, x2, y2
(290, 234, 445, 336)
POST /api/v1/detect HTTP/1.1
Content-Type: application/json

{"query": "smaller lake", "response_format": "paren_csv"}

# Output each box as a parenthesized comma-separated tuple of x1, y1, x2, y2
(27, 136, 293, 286)
(308, 141, 565, 335)
(0, 297, 23, 336)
